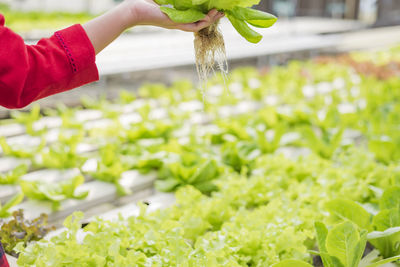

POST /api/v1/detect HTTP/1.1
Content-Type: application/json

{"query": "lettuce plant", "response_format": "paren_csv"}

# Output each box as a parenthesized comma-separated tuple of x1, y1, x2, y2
(300, 126, 344, 159)
(33, 132, 86, 169)
(124, 121, 174, 142)
(368, 187, 400, 258)
(221, 141, 260, 175)
(0, 137, 45, 159)
(272, 259, 313, 267)
(155, 0, 276, 89)
(11, 104, 44, 136)
(0, 193, 24, 218)
(156, 155, 221, 193)
(323, 188, 400, 261)
(20, 175, 88, 210)
(0, 164, 28, 185)
(7, 46, 400, 266)
(1, 209, 55, 257)
(314, 221, 367, 267)
(87, 144, 132, 195)
(155, 0, 277, 43)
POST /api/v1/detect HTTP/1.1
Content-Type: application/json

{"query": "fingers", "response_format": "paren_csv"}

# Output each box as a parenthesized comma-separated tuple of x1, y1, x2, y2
(207, 9, 219, 21)
(177, 9, 224, 32)
(208, 9, 224, 24)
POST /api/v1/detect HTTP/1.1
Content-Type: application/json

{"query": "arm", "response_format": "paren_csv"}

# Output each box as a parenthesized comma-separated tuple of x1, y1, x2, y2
(0, 0, 223, 109)
(83, 0, 224, 54)
(0, 240, 9, 267)
(0, 19, 98, 109)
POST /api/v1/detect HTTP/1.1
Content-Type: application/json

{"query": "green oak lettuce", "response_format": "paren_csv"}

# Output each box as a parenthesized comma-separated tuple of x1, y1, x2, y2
(0, 164, 28, 185)
(20, 175, 88, 211)
(322, 187, 400, 260)
(155, 0, 276, 87)
(155, 0, 277, 43)
(314, 221, 367, 267)
(0, 193, 24, 218)
(156, 154, 222, 193)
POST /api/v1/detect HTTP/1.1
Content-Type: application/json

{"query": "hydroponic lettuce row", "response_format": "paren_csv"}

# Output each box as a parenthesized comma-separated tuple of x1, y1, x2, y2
(20, 175, 88, 211)
(0, 4, 93, 33)
(1, 45, 400, 265)
(15, 153, 400, 266)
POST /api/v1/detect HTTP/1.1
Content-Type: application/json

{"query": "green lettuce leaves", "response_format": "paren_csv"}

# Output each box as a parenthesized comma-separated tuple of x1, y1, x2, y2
(156, 0, 260, 11)
(155, 0, 277, 43)
(160, 6, 206, 23)
(20, 175, 88, 210)
(0, 164, 28, 185)
(156, 156, 221, 193)
(315, 221, 367, 267)
(0, 193, 24, 218)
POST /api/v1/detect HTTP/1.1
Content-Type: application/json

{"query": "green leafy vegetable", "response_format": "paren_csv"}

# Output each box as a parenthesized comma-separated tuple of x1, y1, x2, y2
(87, 144, 132, 195)
(0, 137, 44, 159)
(124, 121, 173, 142)
(11, 104, 44, 135)
(0, 193, 24, 218)
(379, 186, 400, 210)
(368, 187, 400, 258)
(34, 132, 87, 169)
(154, 0, 276, 90)
(315, 221, 367, 267)
(227, 13, 262, 43)
(8, 45, 400, 266)
(231, 6, 277, 27)
(155, 0, 277, 43)
(0, 209, 55, 257)
(300, 126, 344, 159)
(0, 164, 28, 185)
(160, 6, 206, 23)
(365, 254, 400, 267)
(134, 151, 167, 174)
(156, 156, 221, 193)
(20, 175, 88, 210)
(272, 259, 313, 267)
(368, 227, 400, 259)
(221, 141, 260, 174)
(369, 138, 400, 164)
(325, 199, 372, 230)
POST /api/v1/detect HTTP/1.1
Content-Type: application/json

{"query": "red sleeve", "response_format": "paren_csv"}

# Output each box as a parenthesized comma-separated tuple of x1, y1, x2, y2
(0, 14, 99, 109)
(0, 241, 9, 267)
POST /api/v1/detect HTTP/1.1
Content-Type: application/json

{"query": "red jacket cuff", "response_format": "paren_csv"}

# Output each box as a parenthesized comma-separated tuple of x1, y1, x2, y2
(54, 24, 99, 83)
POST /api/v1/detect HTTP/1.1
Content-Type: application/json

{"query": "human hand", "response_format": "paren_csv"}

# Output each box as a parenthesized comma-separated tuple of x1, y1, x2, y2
(83, 0, 223, 54)
(123, 0, 224, 32)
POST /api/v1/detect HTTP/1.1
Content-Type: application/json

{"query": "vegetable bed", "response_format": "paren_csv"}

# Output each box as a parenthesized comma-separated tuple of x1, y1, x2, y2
(1, 45, 400, 266)
(0, 4, 93, 34)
